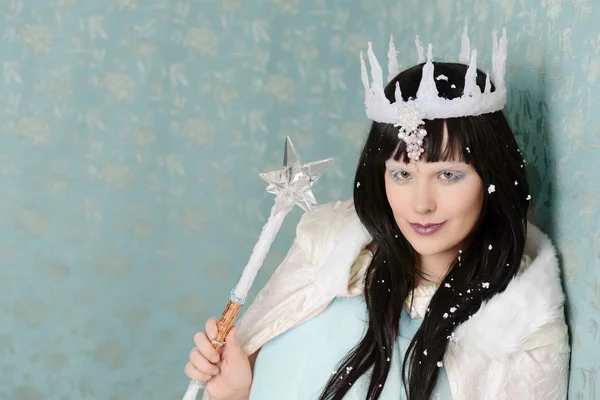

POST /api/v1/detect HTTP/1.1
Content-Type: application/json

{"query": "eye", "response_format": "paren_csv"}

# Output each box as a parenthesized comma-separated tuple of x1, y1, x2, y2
(391, 170, 411, 181)
(439, 171, 464, 183)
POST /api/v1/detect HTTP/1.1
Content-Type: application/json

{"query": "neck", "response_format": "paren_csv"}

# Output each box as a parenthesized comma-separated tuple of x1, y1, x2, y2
(416, 246, 460, 286)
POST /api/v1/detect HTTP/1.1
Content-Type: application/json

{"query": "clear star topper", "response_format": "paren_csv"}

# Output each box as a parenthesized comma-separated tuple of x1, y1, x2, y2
(234, 136, 334, 301)
(260, 136, 335, 216)
(182, 136, 333, 400)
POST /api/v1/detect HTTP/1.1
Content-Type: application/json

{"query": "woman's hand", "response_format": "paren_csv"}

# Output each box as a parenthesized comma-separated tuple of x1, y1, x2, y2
(185, 318, 253, 400)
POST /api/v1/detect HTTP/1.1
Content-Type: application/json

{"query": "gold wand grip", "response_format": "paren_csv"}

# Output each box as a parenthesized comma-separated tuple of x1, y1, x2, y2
(211, 300, 242, 352)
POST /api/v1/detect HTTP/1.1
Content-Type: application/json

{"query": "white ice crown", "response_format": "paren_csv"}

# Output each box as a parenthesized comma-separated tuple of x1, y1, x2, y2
(360, 26, 508, 161)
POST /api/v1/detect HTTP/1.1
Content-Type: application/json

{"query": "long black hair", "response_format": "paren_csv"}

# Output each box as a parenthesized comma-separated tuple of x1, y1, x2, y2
(318, 62, 531, 400)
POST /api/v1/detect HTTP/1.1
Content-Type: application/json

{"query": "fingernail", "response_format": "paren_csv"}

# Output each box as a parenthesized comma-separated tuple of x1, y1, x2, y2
(211, 354, 220, 363)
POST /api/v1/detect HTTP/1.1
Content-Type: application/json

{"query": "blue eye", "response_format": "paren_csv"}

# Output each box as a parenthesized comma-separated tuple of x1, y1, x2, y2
(439, 171, 464, 183)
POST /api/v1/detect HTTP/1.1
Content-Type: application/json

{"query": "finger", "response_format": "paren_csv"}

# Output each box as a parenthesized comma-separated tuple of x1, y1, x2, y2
(225, 326, 240, 348)
(193, 331, 220, 363)
(205, 318, 219, 339)
(185, 361, 212, 382)
(189, 347, 220, 376)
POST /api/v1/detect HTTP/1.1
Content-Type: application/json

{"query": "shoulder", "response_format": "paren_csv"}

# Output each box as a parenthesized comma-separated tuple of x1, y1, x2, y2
(236, 201, 371, 354)
(293, 199, 369, 253)
(296, 200, 358, 237)
(452, 223, 569, 359)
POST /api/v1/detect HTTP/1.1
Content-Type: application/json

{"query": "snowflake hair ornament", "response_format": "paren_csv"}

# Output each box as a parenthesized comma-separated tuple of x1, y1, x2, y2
(360, 25, 508, 162)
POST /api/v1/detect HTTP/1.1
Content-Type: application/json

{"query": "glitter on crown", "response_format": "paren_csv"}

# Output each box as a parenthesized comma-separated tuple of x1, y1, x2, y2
(360, 25, 508, 162)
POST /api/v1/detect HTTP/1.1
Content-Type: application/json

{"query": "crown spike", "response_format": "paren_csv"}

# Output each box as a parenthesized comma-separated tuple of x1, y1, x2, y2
(492, 28, 507, 89)
(459, 24, 470, 64)
(394, 81, 402, 103)
(484, 70, 491, 93)
(367, 42, 384, 90)
(388, 35, 400, 82)
(415, 35, 425, 64)
(360, 51, 369, 91)
(463, 49, 479, 97)
(416, 44, 437, 102)
(426, 43, 434, 62)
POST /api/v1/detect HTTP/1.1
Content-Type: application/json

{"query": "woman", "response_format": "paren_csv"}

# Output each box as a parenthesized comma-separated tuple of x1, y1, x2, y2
(186, 32, 570, 399)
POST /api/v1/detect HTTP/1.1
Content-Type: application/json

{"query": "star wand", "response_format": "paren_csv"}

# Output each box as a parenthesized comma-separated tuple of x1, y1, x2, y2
(182, 136, 334, 400)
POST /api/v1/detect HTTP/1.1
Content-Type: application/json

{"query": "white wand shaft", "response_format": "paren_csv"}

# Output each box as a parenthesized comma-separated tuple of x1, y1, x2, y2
(182, 202, 292, 400)
(233, 202, 290, 300)
(181, 136, 334, 400)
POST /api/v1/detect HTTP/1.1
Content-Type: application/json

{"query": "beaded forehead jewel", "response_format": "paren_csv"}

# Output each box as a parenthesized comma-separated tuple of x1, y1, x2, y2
(360, 26, 508, 162)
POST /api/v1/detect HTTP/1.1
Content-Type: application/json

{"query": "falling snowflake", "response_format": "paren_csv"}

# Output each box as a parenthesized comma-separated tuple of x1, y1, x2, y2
(482, 282, 490, 289)
(487, 184, 495, 194)
(356, 182, 361, 188)
(450, 307, 457, 313)
(437, 361, 444, 367)
(488, 244, 493, 250)
(443, 313, 449, 319)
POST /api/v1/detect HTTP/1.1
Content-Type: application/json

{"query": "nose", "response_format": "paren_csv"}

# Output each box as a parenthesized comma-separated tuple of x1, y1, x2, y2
(413, 181, 436, 214)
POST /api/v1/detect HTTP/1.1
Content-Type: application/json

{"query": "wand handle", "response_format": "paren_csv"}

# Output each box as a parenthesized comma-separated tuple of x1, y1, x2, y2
(213, 299, 243, 349)
(182, 299, 244, 400)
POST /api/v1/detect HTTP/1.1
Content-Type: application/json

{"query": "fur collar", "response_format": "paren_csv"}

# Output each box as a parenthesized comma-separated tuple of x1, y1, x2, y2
(316, 202, 565, 359)
(453, 223, 565, 358)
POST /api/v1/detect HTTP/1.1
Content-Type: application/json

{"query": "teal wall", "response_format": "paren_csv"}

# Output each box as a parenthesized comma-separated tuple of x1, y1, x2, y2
(1, 0, 598, 398)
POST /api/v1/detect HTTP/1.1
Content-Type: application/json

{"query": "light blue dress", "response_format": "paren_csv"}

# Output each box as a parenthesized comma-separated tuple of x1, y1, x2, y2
(249, 295, 452, 399)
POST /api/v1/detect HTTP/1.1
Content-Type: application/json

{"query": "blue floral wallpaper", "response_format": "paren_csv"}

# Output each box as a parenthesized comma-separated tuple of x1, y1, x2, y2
(0, 0, 598, 399)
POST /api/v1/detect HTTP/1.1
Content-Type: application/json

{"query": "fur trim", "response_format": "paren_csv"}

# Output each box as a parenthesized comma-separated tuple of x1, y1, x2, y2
(453, 223, 566, 359)
(304, 203, 565, 360)
(310, 200, 372, 297)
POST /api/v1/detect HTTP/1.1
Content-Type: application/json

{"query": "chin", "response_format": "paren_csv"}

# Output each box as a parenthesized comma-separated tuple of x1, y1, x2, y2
(401, 230, 460, 257)
(410, 242, 451, 256)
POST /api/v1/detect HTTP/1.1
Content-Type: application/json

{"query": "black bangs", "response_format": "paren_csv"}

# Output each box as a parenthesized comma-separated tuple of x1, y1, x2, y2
(388, 118, 473, 164)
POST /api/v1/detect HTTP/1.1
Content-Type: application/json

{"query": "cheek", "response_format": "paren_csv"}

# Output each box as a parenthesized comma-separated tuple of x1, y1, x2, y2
(448, 181, 484, 222)
(384, 179, 408, 216)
